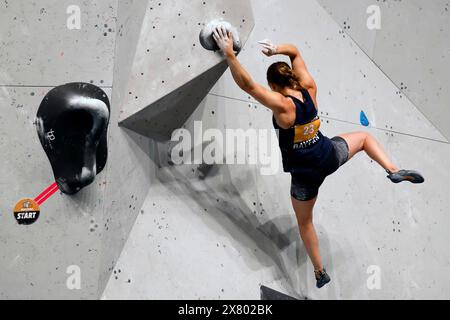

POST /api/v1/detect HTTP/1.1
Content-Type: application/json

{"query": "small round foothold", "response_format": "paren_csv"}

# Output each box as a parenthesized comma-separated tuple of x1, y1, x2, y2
(199, 19, 242, 53)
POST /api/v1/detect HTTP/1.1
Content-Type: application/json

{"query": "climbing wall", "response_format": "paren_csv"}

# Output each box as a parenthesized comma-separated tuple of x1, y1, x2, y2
(99, 0, 255, 296)
(0, 0, 255, 300)
(317, 0, 450, 142)
(103, 0, 450, 300)
(0, 0, 118, 299)
(118, 0, 254, 140)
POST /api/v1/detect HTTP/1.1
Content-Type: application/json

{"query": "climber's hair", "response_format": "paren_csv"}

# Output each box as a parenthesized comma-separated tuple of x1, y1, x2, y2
(267, 62, 302, 90)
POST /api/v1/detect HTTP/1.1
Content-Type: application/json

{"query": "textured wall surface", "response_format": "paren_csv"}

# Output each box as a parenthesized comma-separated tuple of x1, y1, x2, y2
(0, 0, 117, 299)
(1, 0, 449, 300)
(317, 0, 450, 142)
(0, 0, 254, 299)
(0, 0, 116, 87)
(96, 0, 153, 298)
(103, 0, 450, 300)
(118, 0, 254, 140)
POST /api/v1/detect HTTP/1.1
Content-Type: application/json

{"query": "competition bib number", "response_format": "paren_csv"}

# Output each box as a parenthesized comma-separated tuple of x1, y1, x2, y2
(294, 118, 321, 144)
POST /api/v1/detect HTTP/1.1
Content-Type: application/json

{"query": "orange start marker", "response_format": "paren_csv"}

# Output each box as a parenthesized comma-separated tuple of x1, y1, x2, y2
(13, 182, 59, 225)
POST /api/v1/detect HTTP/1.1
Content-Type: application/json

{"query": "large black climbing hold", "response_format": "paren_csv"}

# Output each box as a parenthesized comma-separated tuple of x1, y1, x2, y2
(260, 286, 299, 300)
(36, 82, 110, 195)
(199, 19, 242, 53)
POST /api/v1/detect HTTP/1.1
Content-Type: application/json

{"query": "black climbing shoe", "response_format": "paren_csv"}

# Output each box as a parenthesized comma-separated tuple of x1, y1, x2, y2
(315, 269, 331, 289)
(36, 82, 110, 195)
(387, 170, 425, 184)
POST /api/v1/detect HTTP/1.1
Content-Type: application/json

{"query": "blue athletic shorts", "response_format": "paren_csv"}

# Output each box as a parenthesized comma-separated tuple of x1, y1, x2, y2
(290, 136, 349, 201)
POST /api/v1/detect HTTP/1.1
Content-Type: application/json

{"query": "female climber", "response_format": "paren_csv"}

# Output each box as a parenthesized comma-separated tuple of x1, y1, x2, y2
(212, 27, 424, 289)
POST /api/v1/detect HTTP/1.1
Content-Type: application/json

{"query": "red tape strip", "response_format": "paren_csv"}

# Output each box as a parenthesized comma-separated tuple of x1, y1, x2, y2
(35, 182, 59, 205)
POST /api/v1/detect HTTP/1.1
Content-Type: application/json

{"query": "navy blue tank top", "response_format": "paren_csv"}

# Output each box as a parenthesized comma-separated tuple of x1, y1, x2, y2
(272, 88, 334, 174)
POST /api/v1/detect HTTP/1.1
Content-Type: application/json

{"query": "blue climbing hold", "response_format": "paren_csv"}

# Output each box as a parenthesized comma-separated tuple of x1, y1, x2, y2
(360, 110, 370, 127)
